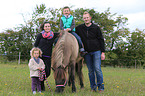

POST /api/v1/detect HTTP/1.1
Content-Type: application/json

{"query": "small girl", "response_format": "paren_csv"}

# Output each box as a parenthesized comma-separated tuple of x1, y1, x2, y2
(28, 47, 45, 94)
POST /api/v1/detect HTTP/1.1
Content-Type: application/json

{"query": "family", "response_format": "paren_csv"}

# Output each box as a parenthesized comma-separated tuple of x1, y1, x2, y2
(28, 6, 105, 94)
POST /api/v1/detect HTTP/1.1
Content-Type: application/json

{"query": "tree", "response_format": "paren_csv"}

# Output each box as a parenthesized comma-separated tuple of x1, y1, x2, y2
(0, 28, 33, 61)
(0, 30, 20, 60)
(0, 4, 133, 63)
(127, 29, 145, 60)
(112, 29, 145, 67)
(73, 8, 130, 51)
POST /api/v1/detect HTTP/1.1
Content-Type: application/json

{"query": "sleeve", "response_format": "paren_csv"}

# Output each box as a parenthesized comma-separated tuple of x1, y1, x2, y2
(28, 59, 38, 71)
(97, 27, 105, 52)
(40, 59, 45, 70)
(60, 19, 64, 30)
(34, 33, 41, 47)
(75, 25, 79, 35)
(54, 32, 60, 38)
(70, 18, 75, 31)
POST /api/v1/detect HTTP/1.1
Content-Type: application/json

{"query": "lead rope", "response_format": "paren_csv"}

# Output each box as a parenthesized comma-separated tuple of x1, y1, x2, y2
(39, 69, 53, 95)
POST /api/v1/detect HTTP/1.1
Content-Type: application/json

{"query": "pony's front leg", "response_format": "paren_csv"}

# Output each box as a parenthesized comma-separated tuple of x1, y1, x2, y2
(70, 63, 76, 92)
(68, 67, 72, 86)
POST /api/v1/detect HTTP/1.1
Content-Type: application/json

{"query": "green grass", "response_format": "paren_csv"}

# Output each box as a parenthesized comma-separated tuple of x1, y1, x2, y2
(0, 63, 145, 96)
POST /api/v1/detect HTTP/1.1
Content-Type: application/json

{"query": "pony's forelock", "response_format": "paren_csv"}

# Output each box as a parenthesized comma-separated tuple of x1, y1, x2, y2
(54, 67, 66, 80)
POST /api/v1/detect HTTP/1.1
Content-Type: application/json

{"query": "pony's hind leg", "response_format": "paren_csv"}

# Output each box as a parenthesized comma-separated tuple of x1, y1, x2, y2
(76, 57, 84, 89)
(76, 62, 84, 89)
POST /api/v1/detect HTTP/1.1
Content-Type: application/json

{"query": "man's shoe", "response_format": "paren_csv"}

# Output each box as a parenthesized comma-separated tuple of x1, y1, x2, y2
(99, 90, 104, 93)
(91, 89, 97, 92)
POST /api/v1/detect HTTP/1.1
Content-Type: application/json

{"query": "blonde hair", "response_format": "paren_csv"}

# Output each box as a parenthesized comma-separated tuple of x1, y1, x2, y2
(30, 47, 42, 58)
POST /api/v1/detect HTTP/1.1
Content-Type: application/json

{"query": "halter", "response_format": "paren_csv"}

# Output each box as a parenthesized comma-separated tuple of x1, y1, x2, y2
(56, 75, 67, 88)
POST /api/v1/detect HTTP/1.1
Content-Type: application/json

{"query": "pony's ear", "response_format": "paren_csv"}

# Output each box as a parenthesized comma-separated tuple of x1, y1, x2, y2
(51, 67, 55, 71)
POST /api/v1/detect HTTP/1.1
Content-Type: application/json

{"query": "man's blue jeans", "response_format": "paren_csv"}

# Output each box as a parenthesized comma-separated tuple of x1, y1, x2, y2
(84, 50, 104, 90)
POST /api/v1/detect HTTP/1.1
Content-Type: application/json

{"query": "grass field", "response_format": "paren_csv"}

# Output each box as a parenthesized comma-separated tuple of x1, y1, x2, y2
(0, 63, 145, 96)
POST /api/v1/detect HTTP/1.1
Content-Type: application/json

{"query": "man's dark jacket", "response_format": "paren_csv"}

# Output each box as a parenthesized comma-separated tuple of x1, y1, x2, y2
(76, 23, 105, 53)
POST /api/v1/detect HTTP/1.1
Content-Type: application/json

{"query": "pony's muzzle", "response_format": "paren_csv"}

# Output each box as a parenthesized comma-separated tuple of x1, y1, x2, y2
(55, 87, 64, 93)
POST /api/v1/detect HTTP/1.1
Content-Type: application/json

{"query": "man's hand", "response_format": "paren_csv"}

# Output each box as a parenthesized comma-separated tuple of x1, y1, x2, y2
(101, 52, 105, 60)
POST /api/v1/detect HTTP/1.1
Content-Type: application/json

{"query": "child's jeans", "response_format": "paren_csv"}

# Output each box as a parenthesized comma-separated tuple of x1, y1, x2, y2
(71, 32, 83, 49)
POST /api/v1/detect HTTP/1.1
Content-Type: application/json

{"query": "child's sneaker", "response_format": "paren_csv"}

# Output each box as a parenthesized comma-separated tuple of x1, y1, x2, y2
(80, 51, 88, 57)
(39, 91, 41, 93)
(80, 48, 87, 57)
(33, 91, 36, 94)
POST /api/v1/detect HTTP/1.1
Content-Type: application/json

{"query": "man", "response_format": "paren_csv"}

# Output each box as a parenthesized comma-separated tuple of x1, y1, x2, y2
(76, 11, 105, 92)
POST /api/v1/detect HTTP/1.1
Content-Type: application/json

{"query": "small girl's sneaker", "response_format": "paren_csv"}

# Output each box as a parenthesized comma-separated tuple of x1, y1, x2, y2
(39, 91, 41, 93)
(33, 91, 36, 94)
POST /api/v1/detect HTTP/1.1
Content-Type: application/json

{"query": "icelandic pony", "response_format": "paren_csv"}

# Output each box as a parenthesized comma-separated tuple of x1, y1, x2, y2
(51, 30, 84, 93)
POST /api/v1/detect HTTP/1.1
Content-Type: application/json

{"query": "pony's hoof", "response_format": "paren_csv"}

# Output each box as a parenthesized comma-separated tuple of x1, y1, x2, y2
(81, 86, 84, 89)
(72, 89, 76, 93)
(68, 83, 71, 86)
(72, 90, 76, 93)
(81, 85, 84, 89)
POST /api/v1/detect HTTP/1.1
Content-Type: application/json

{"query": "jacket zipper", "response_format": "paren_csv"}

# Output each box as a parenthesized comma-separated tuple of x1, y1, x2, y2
(87, 30, 88, 37)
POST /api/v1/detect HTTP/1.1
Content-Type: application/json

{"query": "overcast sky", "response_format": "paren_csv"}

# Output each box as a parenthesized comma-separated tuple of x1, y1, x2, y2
(0, 0, 145, 33)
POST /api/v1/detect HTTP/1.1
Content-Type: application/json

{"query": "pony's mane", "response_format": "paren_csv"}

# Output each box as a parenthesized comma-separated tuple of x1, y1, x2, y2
(51, 30, 67, 68)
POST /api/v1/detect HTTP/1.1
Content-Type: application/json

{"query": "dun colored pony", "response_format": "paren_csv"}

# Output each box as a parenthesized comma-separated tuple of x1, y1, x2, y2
(51, 30, 84, 93)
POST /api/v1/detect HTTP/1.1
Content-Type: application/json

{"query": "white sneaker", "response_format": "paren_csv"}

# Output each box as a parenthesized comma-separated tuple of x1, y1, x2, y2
(39, 91, 41, 93)
(33, 91, 36, 94)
